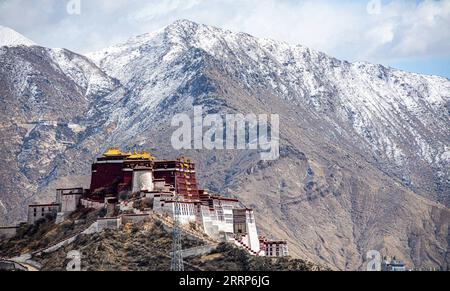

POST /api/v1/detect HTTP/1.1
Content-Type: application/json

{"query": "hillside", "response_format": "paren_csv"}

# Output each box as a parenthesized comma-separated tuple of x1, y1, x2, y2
(0, 20, 449, 270)
(0, 211, 326, 271)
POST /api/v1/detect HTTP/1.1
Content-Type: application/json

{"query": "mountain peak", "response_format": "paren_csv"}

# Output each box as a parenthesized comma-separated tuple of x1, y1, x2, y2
(162, 19, 217, 40)
(169, 19, 199, 28)
(0, 26, 36, 47)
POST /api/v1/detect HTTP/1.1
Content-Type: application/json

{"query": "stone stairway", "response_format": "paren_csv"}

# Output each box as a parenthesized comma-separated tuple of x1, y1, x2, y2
(234, 237, 259, 256)
(31, 217, 98, 256)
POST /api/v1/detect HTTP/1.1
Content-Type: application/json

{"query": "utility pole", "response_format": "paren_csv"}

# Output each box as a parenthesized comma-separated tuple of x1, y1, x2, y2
(171, 194, 184, 271)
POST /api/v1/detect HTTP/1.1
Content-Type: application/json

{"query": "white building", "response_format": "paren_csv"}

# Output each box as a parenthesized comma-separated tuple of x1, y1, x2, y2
(27, 203, 60, 224)
(241, 209, 260, 254)
(151, 191, 262, 255)
(199, 196, 238, 240)
(381, 257, 407, 271)
(152, 192, 198, 225)
(261, 240, 289, 257)
(56, 188, 83, 213)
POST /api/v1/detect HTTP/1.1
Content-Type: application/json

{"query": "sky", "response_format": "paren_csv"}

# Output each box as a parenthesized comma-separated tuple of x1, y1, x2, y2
(0, 0, 449, 78)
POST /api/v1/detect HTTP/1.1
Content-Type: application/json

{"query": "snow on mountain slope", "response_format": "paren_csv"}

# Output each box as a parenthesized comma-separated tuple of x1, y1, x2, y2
(48, 48, 119, 98)
(88, 19, 450, 205)
(0, 44, 121, 226)
(0, 26, 116, 98)
(0, 26, 36, 47)
(1, 20, 450, 270)
(81, 20, 450, 269)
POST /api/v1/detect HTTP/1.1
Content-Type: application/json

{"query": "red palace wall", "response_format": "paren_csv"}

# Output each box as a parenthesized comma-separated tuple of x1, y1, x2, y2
(154, 160, 200, 201)
(153, 171, 175, 187)
(87, 154, 199, 202)
(90, 163, 125, 191)
(119, 171, 133, 193)
(175, 171, 199, 200)
(89, 162, 130, 202)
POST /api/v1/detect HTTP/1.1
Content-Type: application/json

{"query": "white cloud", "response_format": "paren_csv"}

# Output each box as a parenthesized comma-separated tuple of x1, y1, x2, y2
(0, 0, 449, 66)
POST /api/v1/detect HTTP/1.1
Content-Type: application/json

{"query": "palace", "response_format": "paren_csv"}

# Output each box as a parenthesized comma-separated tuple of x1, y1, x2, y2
(22, 148, 289, 257)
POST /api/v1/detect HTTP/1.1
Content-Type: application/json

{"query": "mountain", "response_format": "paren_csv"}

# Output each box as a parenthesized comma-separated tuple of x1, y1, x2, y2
(0, 20, 449, 270)
(0, 26, 36, 47)
(88, 20, 449, 204)
(0, 31, 122, 225)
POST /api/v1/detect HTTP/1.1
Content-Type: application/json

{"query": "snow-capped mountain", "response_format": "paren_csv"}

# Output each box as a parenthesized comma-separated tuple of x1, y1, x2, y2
(89, 19, 449, 205)
(1, 20, 449, 270)
(0, 26, 36, 47)
(0, 29, 122, 226)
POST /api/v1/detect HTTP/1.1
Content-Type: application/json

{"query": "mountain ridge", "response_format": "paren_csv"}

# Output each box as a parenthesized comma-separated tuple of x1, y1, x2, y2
(0, 26, 36, 47)
(87, 19, 449, 205)
(1, 20, 449, 270)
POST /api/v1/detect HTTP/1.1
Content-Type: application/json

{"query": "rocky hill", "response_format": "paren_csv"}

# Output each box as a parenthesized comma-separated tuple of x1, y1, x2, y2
(0, 210, 326, 271)
(0, 20, 449, 270)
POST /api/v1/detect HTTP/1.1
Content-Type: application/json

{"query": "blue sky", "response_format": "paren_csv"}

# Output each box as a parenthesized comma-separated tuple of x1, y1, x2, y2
(0, 0, 449, 78)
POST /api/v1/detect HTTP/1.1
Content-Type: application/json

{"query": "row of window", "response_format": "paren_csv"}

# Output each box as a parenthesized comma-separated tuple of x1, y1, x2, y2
(33, 207, 53, 212)
(176, 203, 196, 216)
(31, 207, 57, 218)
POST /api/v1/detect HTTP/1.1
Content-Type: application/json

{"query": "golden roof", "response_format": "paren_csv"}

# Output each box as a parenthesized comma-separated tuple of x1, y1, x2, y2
(103, 147, 124, 157)
(127, 150, 155, 161)
(103, 148, 154, 160)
